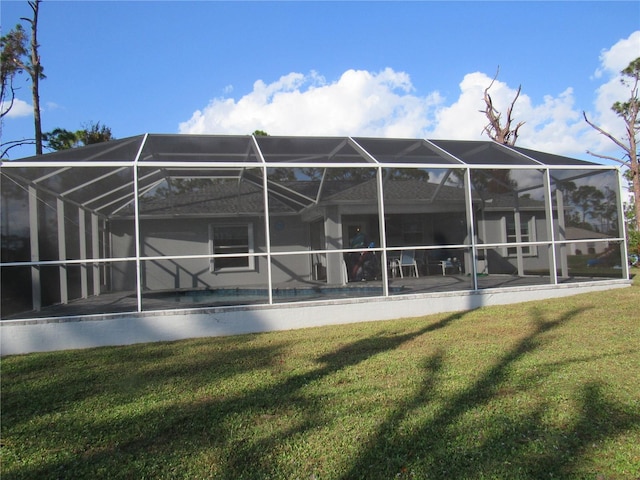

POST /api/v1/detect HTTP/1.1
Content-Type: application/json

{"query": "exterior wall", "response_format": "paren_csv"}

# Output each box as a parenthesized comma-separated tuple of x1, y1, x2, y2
(109, 220, 138, 291)
(269, 215, 313, 283)
(477, 212, 552, 275)
(105, 208, 603, 294)
(109, 215, 312, 292)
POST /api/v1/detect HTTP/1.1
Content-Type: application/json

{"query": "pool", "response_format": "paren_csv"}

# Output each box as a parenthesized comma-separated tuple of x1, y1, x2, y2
(142, 285, 405, 307)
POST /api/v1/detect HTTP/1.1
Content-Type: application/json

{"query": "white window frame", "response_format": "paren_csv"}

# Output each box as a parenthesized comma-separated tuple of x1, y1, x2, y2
(504, 214, 537, 257)
(208, 223, 255, 272)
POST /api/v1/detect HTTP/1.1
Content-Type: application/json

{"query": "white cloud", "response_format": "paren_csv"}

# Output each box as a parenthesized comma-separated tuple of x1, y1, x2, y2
(426, 73, 586, 155)
(594, 31, 640, 78)
(585, 31, 640, 155)
(519, 87, 586, 155)
(179, 31, 639, 162)
(429, 71, 510, 141)
(179, 68, 441, 137)
(178, 66, 587, 155)
(428, 31, 639, 158)
(1, 97, 32, 118)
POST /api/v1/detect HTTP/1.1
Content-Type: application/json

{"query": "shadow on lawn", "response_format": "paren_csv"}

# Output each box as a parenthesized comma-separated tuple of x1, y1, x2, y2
(338, 307, 640, 479)
(1, 334, 284, 426)
(2, 311, 464, 479)
(3, 306, 639, 479)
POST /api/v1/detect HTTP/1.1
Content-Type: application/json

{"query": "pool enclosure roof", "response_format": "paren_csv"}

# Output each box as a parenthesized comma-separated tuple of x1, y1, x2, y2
(9, 134, 599, 166)
(1, 133, 605, 219)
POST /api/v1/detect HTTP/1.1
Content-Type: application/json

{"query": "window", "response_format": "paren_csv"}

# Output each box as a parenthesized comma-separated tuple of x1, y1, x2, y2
(505, 215, 536, 256)
(209, 223, 254, 272)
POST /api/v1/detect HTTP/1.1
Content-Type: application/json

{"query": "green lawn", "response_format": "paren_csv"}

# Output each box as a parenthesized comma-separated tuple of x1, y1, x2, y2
(2, 273, 639, 479)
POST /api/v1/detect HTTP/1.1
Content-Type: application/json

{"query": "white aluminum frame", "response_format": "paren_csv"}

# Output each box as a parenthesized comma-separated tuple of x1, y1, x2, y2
(0, 135, 629, 320)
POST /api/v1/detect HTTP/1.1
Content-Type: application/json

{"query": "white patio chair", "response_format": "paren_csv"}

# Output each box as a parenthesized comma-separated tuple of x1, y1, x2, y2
(391, 250, 419, 278)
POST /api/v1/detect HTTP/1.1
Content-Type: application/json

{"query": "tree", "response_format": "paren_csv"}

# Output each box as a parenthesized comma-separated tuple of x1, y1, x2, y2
(570, 184, 605, 226)
(583, 57, 640, 235)
(42, 127, 79, 150)
(43, 122, 114, 151)
(78, 122, 113, 145)
(480, 67, 525, 146)
(0, 26, 28, 123)
(0, 0, 45, 155)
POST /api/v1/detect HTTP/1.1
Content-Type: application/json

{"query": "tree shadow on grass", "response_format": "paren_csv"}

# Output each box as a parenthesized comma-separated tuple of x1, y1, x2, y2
(3, 313, 464, 479)
(3, 306, 639, 479)
(338, 306, 640, 479)
(1, 335, 286, 429)
(2, 312, 467, 480)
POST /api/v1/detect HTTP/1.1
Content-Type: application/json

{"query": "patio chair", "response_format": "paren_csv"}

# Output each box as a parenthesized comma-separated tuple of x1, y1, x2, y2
(439, 257, 462, 275)
(391, 250, 419, 278)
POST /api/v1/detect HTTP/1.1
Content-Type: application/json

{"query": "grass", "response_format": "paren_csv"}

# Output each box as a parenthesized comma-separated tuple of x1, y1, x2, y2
(2, 272, 639, 479)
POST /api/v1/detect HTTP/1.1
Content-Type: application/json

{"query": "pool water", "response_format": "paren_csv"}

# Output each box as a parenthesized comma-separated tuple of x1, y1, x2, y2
(143, 285, 404, 307)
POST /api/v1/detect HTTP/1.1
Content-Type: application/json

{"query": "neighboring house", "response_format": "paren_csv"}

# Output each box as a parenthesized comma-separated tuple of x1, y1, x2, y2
(565, 227, 612, 256)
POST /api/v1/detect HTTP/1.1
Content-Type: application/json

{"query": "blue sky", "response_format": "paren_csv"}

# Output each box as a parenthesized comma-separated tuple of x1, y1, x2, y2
(1, 1, 639, 161)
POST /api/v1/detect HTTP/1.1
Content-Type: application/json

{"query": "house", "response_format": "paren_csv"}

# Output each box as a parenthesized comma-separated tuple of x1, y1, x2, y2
(0, 134, 630, 354)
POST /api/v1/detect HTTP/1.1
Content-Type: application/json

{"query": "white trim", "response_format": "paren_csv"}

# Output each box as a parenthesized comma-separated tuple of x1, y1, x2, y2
(252, 135, 274, 304)
(1, 159, 618, 171)
(208, 223, 256, 273)
(28, 186, 41, 311)
(56, 198, 68, 305)
(505, 214, 537, 258)
(132, 133, 148, 313)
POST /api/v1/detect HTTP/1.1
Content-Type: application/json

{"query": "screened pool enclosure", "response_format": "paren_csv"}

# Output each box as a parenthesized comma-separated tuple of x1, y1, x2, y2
(0, 134, 629, 320)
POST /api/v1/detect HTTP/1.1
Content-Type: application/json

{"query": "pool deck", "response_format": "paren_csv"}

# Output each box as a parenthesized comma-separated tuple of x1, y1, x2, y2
(1, 272, 623, 321)
(1, 274, 631, 355)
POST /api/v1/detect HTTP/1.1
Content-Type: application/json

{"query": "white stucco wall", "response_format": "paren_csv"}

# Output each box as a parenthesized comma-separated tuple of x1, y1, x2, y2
(109, 216, 313, 291)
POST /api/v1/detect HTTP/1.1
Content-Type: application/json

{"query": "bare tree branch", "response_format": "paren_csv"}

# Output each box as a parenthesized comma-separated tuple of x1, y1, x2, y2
(0, 77, 18, 139)
(1, 138, 36, 159)
(582, 111, 631, 166)
(584, 149, 629, 166)
(480, 67, 525, 146)
(583, 57, 639, 234)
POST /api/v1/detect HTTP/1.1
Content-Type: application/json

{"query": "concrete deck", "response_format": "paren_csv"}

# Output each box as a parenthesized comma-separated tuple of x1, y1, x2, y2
(2, 273, 611, 321)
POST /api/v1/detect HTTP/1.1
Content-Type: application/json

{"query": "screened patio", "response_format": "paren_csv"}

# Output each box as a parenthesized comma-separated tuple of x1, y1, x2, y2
(0, 134, 630, 321)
